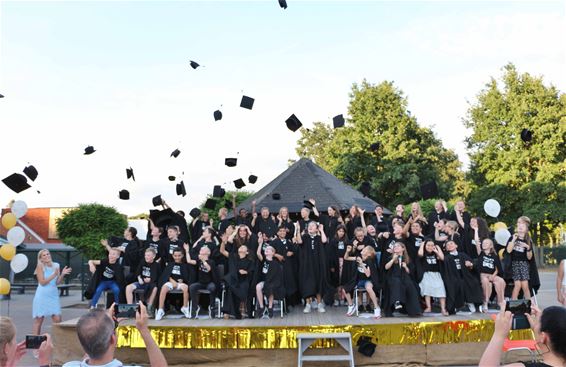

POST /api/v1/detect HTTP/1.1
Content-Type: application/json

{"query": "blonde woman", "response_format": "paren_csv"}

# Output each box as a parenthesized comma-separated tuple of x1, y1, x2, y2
(32, 249, 72, 335)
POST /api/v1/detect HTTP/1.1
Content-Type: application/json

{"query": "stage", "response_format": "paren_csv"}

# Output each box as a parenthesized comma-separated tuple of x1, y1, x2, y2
(52, 306, 534, 366)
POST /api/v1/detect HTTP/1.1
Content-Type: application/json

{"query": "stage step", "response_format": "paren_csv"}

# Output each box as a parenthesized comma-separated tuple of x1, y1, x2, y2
(297, 332, 354, 367)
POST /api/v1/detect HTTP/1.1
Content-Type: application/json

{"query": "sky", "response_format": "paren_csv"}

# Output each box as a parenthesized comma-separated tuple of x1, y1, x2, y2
(0, 0, 564, 216)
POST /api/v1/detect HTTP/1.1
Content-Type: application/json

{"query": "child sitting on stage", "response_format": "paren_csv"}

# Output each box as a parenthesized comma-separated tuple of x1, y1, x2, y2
(384, 242, 422, 317)
(343, 246, 381, 318)
(220, 235, 254, 319)
(88, 248, 124, 309)
(187, 246, 219, 319)
(155, 248, 190, 320)
(477, 238, 505, 312)
(444, 239, 483, 314)
(125, 248, 160, 313)
(417, 239, 448, 315)
(255, 245, 284, 318)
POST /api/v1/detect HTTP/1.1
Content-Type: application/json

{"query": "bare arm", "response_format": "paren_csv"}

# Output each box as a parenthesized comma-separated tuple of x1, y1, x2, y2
(417, 242, 425, 257)
(294, 223, 302, 244)
(36, 264, 58, 286)
(219, 236, 229, 258)
(319, 224, 327, 244)
(343, 246, 356, 261)
(434, 246, 444, 261)
(506, 235, 516, 253)
(256, 242, 263, 262)
(136, 302, 168, 367)
(557, 260, 565, 303)
(384, 254, 397, 270)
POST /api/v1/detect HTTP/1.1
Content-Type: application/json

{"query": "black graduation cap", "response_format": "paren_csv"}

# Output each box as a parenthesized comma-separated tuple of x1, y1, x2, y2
(168, 176, 176, 181)
(248, 175, 258, 184)
(126, 167, 135, 181)
(170, 149, 181, 158)
(189, 208, 201, 218)
(2, 173, 31, 193)
(272, 193, 281, 200)
(149, 208, 175, 227)
(23, 165, 38, 181)
(0, 93, 4, 98)
(234, 178, 246, 189)
(119, 189, 130, 200)
(420, 180, 439, 200)
(204, 198, 217, 210)
(176, 181, 186, 197)
(356, 336, 376, 357)
(189, 60, 200, 69)
(278, 0, 288, 9)
(152, 195, 163, 207)
(225, 158, 237, 167)
(333, 114, 345, 128)
(360, 181, 371, 197)
(520, 128, 533, 143)
(240, 95, 254, 110)
(213, 110, 222, 121)
(369, 142, 380, 152)
(285, 114, 302, 132)
(84, 146, 96, 155)
(303, 200, 315, 209)
(224, 199, 233, 209)
(213, 185, 225, 198)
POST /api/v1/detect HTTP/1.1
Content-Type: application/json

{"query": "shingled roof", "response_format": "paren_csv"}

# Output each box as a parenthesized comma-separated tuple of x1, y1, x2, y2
(234, 158, 391, 215)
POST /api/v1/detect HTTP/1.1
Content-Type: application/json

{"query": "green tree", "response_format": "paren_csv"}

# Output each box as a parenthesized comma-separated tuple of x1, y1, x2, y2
(464, 63, 566, 189)
(296, 80, 465, 207)
(56, 203, 128, 259)
(199, 191, 254, 223)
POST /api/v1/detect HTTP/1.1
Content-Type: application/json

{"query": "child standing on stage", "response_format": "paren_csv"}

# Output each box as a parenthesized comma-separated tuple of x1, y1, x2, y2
(417, 239, 447, 315)
(477, 238, 505, 312)
(506, 216, 533, 301)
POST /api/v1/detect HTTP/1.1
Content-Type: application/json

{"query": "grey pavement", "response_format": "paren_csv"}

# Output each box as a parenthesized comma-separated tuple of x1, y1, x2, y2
(1, 269, 562, 366)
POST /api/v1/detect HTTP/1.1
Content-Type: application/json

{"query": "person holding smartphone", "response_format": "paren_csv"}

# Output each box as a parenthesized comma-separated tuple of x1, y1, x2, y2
(0, 317, 52, 367)
(479, 305, 566, 366)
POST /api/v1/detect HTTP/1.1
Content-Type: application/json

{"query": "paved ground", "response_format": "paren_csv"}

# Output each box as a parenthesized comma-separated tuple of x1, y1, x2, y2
(1, 269, 562, 366)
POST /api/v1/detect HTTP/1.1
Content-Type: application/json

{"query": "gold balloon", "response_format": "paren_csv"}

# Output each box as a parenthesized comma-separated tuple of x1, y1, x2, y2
(493, 222, 507, 231)
(0, 278, 10, 295)
(1, 213, 17, 230)
(0, 244, 16, 261)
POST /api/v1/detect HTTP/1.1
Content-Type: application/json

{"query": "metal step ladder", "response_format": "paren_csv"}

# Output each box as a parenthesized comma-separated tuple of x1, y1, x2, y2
(297, 332, 354, 367)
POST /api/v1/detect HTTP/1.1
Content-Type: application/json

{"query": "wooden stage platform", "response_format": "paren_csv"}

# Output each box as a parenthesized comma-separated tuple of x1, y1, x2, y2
(53, 306, 534, 366)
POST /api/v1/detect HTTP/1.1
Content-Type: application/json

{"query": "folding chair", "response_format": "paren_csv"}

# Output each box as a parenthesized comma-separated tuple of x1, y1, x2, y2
(189, 289, 221, 318)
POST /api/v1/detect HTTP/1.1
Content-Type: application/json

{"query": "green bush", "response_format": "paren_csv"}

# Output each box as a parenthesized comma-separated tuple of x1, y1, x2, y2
(544, 246, 566, 266)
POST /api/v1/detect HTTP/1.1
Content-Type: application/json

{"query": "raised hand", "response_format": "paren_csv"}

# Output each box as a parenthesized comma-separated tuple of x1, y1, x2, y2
(61, 266, 72, 276)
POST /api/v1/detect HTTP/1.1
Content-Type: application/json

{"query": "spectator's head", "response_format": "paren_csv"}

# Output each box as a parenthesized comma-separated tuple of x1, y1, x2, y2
(264, 245, 275, 258)
(395, 204, 404, 215)
(517, 216, 531, 235)
(424, 239, 436, 253)
(108, 248, 121, 263)
(225, 224, 235, 237)
(203, 227, 216, 241)
(307, 221, 318, 235)
(411, 202, 423, 216)
(392, 222, 404, 236)
(328, 206, 339, 218)
(434, 200, 445, 212)
(0, 317, 16, 366)
(411, 221, 423, 235)
(537, 306, 566, 360)
(198, 246, 211, 260)
(361, 246, 376, 260)
(201, 212, 209, 222)
(76, 309, 116, 362)
(124, 227, 137, 240)
(239, 208, 247, 218)
(445, 220, 459, 234)
(481, 238, 496, 255)
(144, 248, 156, 263)
(455, 200, 465, 212)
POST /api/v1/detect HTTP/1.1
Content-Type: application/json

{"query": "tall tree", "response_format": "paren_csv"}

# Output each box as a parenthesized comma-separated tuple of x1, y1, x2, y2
(464, 63, 566, 188)
(296, 80, 465, 207)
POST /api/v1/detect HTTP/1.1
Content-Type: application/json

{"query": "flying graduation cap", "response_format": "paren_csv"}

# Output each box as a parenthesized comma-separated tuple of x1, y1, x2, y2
(0, 94, 4, 98)
(213, 110, 222, 121)
(285, 114, 302, 132)
(119, 189, 130, 200)
(168, 176, 176, 181)
(369, 142, 380, 152)
(213, 185, 225, 198)
(240, 95, 255, 110)
(189, 60, 200, 69)
(333, 114, 345, 128)
(521, 128, 533, 143)
(23, 165, 38, 181)
(204, 198, 217, 210)
(248, 175, 258, 184)
(360, 181, 371, 197)
(234, 178, 246, 189)
(225, 158, 237, 167)
(2, 173, 31, 193)
(84, 146, 96, 155)
(170, 149, 181, 158)
(176, 181, 187, 197)
(278, 0, 288, 9)
(126, 167, 135, 181)
(152, 195, 163, 207)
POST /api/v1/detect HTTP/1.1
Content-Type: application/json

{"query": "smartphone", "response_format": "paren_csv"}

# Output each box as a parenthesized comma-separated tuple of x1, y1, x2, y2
(114, 303, 139, 318)
(506, 300, 532, 330)
(25, 335, 47, 349)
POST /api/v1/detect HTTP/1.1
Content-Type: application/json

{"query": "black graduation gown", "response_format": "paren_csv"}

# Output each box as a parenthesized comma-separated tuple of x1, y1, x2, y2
(221, 254, 254, 318)
(450, 211, 475, 258)
(86, 259, 126, 304)
(426, 210, 448, 237)
(259, 259, 285, 300)
(217, 218, 232, 236)
(371, 216, 390, 234)
(345, 216, 363, 239)
(327, 238, 347, 287)
(443, 251, 483, 314)
(253, 216, 278, 238)
(320, 215, 340, 240)
(277, 218, 295, 240)
(158, 238, 184, 265)
(158, 261, 190, 288)
(191, 219, 211, 243)
(271, 238, 298, 298)
(297, 234, 334, 303)
(134, 261, 161, 296)
(382, 256, 421, 316)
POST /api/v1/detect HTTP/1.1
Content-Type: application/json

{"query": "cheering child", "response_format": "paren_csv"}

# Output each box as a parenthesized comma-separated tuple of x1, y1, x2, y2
(125, 248, 160, 313)
(384, 242, 422, 316)
(255, 245, 284, 318)
(187, 246, 219, 319)
(417, 239, 447, 315)
(220, 234, 254, 319)
(88, 248, 124, 309)
(506, 216, 534, 300)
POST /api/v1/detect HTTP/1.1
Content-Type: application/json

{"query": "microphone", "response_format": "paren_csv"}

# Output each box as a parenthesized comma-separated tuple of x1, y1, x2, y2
(398, 255, 403, 267)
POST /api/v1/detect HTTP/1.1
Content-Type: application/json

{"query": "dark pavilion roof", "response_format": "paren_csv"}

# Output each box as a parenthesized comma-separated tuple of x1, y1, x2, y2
(233, 158, 391, 215)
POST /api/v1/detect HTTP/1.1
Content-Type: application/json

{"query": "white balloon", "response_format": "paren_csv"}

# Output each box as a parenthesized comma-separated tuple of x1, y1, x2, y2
(11, 201, 28, 219)
(495, 228, 511, 246)
(10, 253, 29, 274)
(7, 227, 25, 246)
(484, 199, 501, 218)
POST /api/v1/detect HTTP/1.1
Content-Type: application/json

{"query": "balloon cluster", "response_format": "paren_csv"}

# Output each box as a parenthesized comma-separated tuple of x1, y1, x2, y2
(0, 201, 30, 295)
(483, 198, 511, 247)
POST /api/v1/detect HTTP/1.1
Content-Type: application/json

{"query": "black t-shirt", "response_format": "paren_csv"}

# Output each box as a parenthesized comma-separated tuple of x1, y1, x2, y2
(235, 215, 252, 228)
(331, 238, 348, 258)
(507, 237, 530, 262)
(371, 216, 390, 234)
(101, 260, 118, 281)
(422, 253, 440, 272)
(254, 216, 278, 238)
(380, 235, 407, 253)
(478, 253, 498, 274)
(170, 263, 184, 282)
(137, 261, 160, 283)
(259, 259, 272, 282)
(160, 238, 184, 263)
(197, 259, 214, 284)
(217, 218, 231, 235)
(356, 260, 370, 281)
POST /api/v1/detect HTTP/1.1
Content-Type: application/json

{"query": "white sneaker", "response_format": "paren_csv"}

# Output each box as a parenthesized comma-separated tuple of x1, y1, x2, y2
(333, 299, 340, 307)
(346, 304, 356, 316)
(303, 303, 311, 313)
(318, 302, 326, 313)
(468, 303, 476, 313)
(374, 307, 381, 319)
(155, 308, 165, 321)
(181, 306, 190, 318)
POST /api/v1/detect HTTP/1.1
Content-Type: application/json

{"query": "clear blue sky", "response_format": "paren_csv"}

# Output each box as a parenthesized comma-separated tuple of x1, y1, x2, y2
(1, 1, 564, 215)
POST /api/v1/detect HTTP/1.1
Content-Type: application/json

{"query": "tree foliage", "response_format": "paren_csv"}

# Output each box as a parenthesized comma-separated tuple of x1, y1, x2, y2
(56, 203, 128, 259)
(296, 80, 465, 208)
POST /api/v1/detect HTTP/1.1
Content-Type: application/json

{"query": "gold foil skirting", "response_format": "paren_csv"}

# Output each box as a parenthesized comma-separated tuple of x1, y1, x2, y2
(117, 321, 533, 349)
